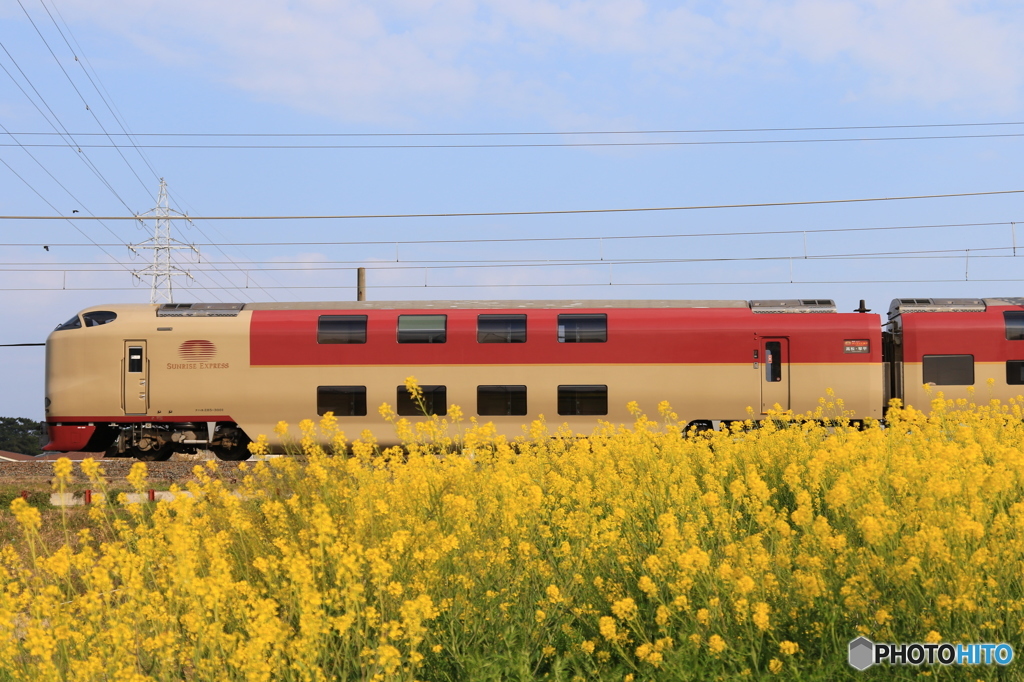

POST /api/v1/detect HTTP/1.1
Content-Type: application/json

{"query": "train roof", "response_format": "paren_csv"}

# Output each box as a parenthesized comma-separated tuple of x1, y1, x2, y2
(135, 299, 842, 316)
(887, 297, 1024, 319)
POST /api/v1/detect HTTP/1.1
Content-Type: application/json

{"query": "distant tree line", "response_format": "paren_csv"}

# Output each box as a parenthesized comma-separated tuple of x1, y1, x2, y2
(0, 417, 43, 456)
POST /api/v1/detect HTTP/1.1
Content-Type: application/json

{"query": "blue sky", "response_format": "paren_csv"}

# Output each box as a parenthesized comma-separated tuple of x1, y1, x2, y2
(2, 0, 1024, 420)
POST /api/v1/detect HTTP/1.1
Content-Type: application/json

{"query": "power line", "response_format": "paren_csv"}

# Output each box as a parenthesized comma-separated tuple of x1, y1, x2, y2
(5, 132, 1024, 149)
(1, 218, 1016, 248)
(4, 277, 1024, 293)
(0, 245, 1016, 273)
(8, 120, 1024, 137)
(1, 189, 1020, 221)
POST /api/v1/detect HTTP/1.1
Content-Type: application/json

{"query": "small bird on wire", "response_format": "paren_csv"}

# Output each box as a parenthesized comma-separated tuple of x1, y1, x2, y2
(43, 245, 49, 251)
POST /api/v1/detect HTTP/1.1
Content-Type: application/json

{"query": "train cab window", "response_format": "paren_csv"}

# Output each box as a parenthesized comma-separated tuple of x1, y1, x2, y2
(127, 347, 144, 373)
(557, 314, 607, 343)
(557, 385, 608, 415)
(1005, 312, 1024, 340)
(318, 315, 367, 344)
(55, 315, 82, 331)
(397, 385, 447, 416)
(82, 311, 117, 327)
(397, 315, 446, 344)
(478, 315, 527, 343)
(1007, 361, 1024, 385)
(477, 385, 527, 415)
(317, 386, 367, 416)
(922, 354, 974, 385)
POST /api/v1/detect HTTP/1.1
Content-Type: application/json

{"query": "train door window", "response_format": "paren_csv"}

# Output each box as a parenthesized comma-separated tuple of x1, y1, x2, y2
(557, 314, 607, 343)
(82, 311, 117, 327)
(317, 386, 367, 416)
(477, 385, 527, 415)
(397, 385, 447, 415)
(318, 315, 367, 344)
(1005, 312, 1024, 340)
(55, 314, 81, 331)
(557, 385, 608, 415)
(765, 341, 782, 382)
(478, 315, 527, 343)
(922, 354, 974, 385)
(397, 315, 447, 344)
(127, 346, 144, 373)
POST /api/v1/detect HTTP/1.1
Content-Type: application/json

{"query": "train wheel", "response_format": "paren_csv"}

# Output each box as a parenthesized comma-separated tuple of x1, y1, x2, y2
(131, 443, 174, 462)
(212, 447, 250, 462)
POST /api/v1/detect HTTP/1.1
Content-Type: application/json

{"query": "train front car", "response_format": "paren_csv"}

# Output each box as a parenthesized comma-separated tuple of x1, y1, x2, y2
(43, 302, 254, 461)
(886, 297, 1024, 411)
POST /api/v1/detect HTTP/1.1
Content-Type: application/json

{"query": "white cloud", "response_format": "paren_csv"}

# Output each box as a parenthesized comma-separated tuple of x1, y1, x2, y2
(54, 0, 1024, 123)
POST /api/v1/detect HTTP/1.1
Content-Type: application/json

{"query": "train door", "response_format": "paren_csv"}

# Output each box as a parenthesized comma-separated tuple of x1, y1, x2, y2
(759, 337, 790, 413)
(123, 341, 149, 415)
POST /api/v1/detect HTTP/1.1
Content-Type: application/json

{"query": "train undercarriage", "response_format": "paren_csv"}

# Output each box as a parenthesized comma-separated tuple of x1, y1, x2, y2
(100, 422, 252, 461)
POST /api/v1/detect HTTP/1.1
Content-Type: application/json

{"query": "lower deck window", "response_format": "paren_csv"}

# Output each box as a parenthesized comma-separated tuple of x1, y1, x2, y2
(922, 354, 974, 385)
(1008, 361, 1024, 385)
(477, 385, 527, 415)
(557, 385, 608, 415)
(397, 385, 447, 416)
(317, 386, 367, 416)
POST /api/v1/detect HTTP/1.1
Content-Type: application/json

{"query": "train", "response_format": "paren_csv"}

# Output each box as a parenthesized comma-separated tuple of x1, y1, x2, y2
(39, 296, 1024, 460)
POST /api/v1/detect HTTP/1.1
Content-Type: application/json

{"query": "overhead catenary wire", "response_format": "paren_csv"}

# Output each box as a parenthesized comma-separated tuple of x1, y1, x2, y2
(1, 189, 1021, 222)
(9, 120, 1024, 137)
(5, 132, 1024, 149)
(3, 218, 1019, 249)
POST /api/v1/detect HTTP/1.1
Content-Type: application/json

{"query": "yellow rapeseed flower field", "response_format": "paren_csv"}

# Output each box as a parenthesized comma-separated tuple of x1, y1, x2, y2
(1, 388, 1023, 681)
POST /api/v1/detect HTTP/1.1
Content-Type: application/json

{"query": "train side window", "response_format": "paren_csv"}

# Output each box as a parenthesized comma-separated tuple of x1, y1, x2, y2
(318, 315, 367, 344)
(397, 385, 447, 415)
(922, 354, 974, 385)
(765, 341, 782, 382)
(557, 385, 608, 415)
(557, 314, 607, 343)
(55, 315, 82, 331)
(397, 315, 446, 344)
(478, 315, 527, 343)
(82, 311, 117, 327)
(317, 386, 367, 416)
(1007, 361, 1024, 385)
(1005, 312, 1024, 340)
(127, 347, 144, 373)
(477, 385, 527, 415)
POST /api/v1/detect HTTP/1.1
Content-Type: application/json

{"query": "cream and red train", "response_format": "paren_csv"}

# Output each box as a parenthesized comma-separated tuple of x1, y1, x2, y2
(40, 297, 1024, 460)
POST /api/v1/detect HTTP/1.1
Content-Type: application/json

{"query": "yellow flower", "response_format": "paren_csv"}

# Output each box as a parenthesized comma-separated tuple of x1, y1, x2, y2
(779, 641, 800, 655)
(752, 602, 771, 631)
(708, 635, 727, 655)
(768, 658, 783, 674)
(612, 597, 637, 620)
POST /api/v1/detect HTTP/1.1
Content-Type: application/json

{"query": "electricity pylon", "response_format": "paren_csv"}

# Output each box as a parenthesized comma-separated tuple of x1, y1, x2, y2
(129, 178, 198, 304)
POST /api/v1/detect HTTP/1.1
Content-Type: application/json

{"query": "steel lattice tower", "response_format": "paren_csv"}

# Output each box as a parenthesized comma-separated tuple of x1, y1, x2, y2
(129, 179, 198, 303)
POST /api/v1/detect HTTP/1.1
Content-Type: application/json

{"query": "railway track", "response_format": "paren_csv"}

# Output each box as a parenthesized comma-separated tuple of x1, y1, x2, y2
(0, 460, 249, 483)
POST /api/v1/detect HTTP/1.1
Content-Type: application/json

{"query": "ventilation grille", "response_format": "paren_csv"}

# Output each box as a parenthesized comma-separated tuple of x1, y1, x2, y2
(157, 303, 244, 318)
(750, 299, 836, 314)
(888, 298, 986, 318)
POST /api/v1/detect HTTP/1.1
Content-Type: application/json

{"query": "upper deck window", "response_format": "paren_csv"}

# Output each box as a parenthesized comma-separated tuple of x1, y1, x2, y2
(55, 315, 81, 331)
(398, 315, 446, 344)
(318, 315, 367, 344)
(1005, 312, 1024, 340)
(478, 314, 526, 343)
(82, 311, 117, 327)
(557, 314, 607, 343)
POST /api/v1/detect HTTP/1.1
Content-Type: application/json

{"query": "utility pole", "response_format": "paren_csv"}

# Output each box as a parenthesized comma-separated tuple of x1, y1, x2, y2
(357, 267, 366, 301)
(129, 179, 198, 304)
